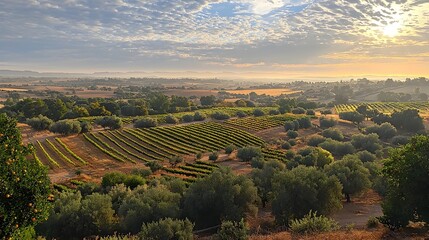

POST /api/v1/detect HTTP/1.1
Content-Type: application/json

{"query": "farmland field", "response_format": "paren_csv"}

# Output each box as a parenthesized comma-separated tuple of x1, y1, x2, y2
(225, 88, 301, 96)
(335, 102, 429, 114)
(32, 122, 266, 169)
(225, 114, 301, 131)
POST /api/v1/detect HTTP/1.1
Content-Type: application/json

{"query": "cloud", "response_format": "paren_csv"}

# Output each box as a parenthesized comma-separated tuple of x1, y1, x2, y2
(0, 0, 428, 77)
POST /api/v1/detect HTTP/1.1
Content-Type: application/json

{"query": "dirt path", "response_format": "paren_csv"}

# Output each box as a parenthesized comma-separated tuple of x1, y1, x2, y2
(332, 190, 382, 228)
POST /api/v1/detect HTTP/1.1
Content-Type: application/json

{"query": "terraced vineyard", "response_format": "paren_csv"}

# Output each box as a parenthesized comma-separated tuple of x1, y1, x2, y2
(82, 122, 265, 163)
(262, 148, 287, 162)
(225, 114, 300, 131)
(33, 138, 87, 169)
(335, 102, 429, 114)
(162, 160, 219, 184)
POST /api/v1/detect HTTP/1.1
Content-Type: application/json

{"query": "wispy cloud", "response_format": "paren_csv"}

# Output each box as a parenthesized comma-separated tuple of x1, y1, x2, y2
(0, 0, 428, 78)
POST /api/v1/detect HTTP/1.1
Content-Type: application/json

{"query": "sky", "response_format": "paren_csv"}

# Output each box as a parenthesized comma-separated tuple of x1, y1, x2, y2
(0, 0, 428, 80)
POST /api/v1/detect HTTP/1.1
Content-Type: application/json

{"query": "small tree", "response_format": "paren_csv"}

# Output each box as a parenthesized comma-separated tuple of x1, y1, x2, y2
(183, 168, 259, 228)
(50, 120, 82, 135)
(95, 116, 123, 130)
(253, 109, 265, 117)
(292, 107, 306, 114)
(325, 155, 371, 202)
(169, 156, 184, 167)
(209, 152, 219, 161)
(319, 117, 336, 129)
(165, 114, 179, 124)
(351, 133, 382, 153)
(284, 121, 298, 131)
(134, 118, 158, 128)
(146, 161, 163, 173)
(211, 111, 230, 120)
(287, 130, 298, 139)
(237, 146, 262, 162)
(181, 114, 194, 123)
(26, 115, 53, 131)
(380, 135, 429, 229)
(139, 218, 194, 240)
(0, 114, 52, 238)
(193, 112, 207, 121)
(271, 166, 342, 226)
(321, 128, 344, 141)
(216, 219, 248, 240)
(225, 144, 236, 154)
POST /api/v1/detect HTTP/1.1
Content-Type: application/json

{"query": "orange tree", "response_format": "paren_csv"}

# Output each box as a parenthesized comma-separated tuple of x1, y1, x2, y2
(0, 113, 52, 238)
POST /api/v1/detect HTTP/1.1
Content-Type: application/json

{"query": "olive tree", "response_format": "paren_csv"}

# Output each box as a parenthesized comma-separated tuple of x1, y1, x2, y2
(271, 166, 342, 226)
(325, 155, 371, 202)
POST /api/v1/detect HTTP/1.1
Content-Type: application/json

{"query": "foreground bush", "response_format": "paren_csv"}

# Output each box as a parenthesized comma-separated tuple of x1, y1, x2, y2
(1, 114, 51, 238)
(290, 211, 339, 234)
(216, 219, 248, 240)
(271, 166, 342, 226)
(183, 168, 259, 228)
(139, 218, 194, 240)
(307, 135, 326, 147)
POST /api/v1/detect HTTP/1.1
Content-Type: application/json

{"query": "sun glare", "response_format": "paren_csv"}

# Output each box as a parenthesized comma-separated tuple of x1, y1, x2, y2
(383, 22, 400, 37)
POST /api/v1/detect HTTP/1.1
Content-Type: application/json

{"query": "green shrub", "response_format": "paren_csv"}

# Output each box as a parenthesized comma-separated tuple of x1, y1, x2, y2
(292, 107, 306, 114)
(139, 218, 194, 240)
(285, 150, 295, 160)
(366, 216, 379, 228)
(165, 114, 179, 124)
(288, 139, 297, 146)
(96, 115, 123, 130)
(306, 109, 315, 115)
(290, 211, 339, 234)
(134, 118, 158, 128)
(391, 135, 409, 145)
(253, 109, 265, 117)
(225, 144, 236, 154)
(216, 219, 248, 240)
(195, 152, 202, 159)
(308, 135, 326, 147)
(281, 141, 291, 150)
(193, 112, 207, 121)
(250, 156, 265, 169)
(181, 114, 194, 123)
(319, 117, 336, 129)
(356, 150, 377, 162)
(26, 115, 53, 131)
(50, 120, 82, 135)
(269, 109, 280, 115)
(209, 152, 219, 161)
(284, 121, 298, 131)
(236, 111, 247, 118)
(297, 117, 312, 129)
(321, 128, 344, 141)
(211, 111, 230, 120)
(237, 146, 262, 162)
(287, 130, 298, 139)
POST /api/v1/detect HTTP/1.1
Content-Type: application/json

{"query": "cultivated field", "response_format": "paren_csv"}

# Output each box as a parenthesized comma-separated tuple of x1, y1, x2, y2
(226, 88, 301, 96)
(335, 102, 429, 114)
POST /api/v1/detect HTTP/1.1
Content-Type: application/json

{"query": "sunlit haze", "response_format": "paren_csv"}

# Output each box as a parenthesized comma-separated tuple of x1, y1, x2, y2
(1, 0, 428, 80)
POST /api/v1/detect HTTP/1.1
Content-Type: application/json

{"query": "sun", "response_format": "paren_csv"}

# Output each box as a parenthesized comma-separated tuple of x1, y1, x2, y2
(383, 22, 400, 37)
